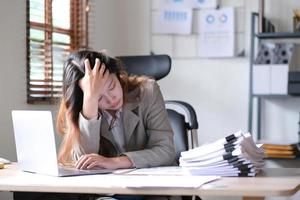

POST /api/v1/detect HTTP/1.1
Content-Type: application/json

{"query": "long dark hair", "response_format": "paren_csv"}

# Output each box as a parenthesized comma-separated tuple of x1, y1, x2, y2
(57, 50, 148, 164)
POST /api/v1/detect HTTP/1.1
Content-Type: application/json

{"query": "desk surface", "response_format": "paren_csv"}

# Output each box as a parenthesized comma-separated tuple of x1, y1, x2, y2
(0, 164, 300, 198)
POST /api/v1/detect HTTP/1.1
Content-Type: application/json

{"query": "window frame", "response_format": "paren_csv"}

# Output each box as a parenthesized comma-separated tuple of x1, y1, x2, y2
(26, 0, 89, 104)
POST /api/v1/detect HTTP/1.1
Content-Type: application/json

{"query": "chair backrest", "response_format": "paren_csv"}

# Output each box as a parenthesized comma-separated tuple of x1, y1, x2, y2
(167, 109, 189, 163)
(165, 100, 199, 162)
(117, 55, 171, 80)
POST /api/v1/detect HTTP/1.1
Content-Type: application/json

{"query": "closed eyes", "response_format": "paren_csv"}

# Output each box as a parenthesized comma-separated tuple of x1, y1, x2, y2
(109, 81, 115, 90)
(98, 80, 115, 102)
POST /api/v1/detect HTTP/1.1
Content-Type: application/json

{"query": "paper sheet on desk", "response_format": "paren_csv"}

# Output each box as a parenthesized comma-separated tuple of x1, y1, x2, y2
(123, 166, 185, 175)
(110, 175, 220, 188)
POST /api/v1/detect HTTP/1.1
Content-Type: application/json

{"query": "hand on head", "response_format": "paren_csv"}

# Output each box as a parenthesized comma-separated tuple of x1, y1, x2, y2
(79, 58, 109, 101)
(79, 58, 110, 119)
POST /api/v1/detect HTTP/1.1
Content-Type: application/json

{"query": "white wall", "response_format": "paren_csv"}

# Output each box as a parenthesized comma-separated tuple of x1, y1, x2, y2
(159, 58, 249, 143)
(0, 0, 300, 199)
(90, 0, 150, 56)
(0, 0, 25, 161)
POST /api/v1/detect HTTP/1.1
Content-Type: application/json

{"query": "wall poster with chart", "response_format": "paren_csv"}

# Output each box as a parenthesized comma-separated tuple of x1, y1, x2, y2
(198, 7, 236, 57)
(153, 7, 192, 35)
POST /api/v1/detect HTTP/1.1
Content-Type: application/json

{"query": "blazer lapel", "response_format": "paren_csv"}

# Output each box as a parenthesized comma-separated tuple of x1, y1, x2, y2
(100, 118, 114, 141)
(123, 102, 140, 144)
(100, 100, 140, 150)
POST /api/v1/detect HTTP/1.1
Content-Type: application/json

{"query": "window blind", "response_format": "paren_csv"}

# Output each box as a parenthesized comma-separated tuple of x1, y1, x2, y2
(26, 0, 90, 103)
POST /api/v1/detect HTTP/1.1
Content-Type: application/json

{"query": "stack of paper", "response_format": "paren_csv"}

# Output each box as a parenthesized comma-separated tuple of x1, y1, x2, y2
(179, 131, 265, 177)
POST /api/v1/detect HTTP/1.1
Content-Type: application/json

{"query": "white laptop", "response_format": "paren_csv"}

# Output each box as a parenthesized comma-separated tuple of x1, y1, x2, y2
(11, 110, 113, 177)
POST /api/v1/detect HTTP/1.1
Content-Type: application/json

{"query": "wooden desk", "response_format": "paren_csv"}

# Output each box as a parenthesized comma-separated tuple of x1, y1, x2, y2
(0, 164, 299, 200)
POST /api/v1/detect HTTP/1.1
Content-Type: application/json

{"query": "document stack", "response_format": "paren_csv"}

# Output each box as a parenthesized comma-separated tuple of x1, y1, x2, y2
(179, 131, 265, 177)
(262, 142, 300, 159)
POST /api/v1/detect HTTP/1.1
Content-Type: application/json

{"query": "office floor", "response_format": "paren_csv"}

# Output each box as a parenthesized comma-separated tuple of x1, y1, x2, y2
(1, 192, 12, 200)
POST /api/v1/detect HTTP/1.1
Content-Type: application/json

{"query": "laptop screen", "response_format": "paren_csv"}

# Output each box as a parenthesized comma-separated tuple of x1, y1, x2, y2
(12, 110, 59, 176)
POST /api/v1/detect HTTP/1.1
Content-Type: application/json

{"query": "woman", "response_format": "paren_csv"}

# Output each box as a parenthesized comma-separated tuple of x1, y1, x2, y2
(14, 50, 176, 200)
(57, 50, 176, 169)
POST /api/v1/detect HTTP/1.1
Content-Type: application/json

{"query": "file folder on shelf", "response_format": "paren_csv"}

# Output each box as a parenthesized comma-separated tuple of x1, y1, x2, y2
(261, 141, 300, 159)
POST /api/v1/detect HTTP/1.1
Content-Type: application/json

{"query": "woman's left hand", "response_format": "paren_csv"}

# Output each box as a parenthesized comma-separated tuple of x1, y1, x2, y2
(75, 153, 133, 170)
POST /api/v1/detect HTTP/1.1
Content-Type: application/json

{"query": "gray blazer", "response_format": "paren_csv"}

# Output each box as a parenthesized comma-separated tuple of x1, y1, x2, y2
(77, 79, 176, 168)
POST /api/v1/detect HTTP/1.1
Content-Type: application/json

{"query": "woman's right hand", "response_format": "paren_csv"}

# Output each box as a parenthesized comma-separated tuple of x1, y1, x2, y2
(79, 58, 109, 119)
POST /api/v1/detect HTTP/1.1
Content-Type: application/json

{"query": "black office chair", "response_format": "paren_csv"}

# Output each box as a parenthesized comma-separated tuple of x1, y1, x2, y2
(117, 55, 199, 162)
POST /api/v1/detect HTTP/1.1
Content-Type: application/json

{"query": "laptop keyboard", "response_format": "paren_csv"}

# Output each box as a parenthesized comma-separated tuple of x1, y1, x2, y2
(58, 166, 113, 176)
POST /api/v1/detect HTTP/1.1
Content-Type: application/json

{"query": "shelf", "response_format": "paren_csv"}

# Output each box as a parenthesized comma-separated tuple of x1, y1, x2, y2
(256, 32, 300, 39)
(253, 94, 289, 98)
(249, 12, 300, 141)
(264, 157, 300, 160)
(253, 94, 300, 98)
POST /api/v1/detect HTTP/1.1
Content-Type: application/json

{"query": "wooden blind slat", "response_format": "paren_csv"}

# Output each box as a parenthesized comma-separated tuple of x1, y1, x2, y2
(30, 21, 72, 34)
(29, 91, 62, 95)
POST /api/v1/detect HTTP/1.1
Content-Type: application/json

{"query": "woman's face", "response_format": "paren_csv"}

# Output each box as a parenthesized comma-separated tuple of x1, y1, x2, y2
(98, 74, 123, 111)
